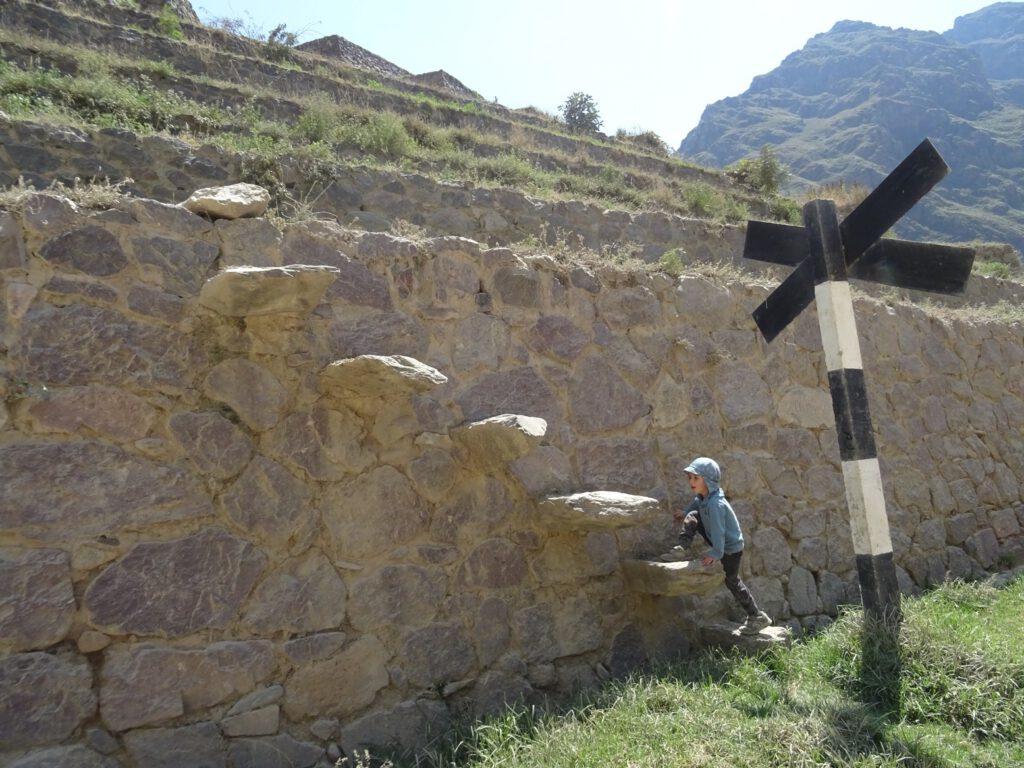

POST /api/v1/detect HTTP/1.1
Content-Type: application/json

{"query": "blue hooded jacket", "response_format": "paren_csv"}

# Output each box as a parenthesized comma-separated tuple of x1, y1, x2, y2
(684, 457, 744, 560)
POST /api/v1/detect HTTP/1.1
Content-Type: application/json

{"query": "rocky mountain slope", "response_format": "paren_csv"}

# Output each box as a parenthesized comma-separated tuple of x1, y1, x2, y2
(678, 2, 1024, 255)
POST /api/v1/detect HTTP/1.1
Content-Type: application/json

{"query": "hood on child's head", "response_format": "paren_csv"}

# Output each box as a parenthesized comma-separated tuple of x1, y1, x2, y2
(684, 457, 721, 494)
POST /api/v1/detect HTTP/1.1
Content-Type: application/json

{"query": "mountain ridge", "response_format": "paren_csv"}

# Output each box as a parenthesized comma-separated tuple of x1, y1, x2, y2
(678, 2, 1024, 255)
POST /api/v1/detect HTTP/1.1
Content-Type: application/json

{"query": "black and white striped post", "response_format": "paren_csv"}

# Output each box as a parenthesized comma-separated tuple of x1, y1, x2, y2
(805, 198, 901, 622)
(743, 139, 975, 629)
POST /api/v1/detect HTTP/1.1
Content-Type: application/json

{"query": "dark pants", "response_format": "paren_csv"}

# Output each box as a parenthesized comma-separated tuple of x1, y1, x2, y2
(680, 510, 761, 617)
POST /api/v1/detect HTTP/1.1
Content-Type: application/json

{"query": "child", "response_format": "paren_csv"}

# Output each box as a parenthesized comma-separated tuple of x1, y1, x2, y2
(660, 456, 772, 635)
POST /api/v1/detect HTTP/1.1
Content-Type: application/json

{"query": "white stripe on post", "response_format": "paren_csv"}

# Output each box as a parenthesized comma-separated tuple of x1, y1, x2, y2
(814, 281, 863, 371)
(840, 457, 893, 557)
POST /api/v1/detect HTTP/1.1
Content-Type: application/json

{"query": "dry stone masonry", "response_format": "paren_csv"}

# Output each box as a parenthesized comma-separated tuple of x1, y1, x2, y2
(1, 184, 1022, 766)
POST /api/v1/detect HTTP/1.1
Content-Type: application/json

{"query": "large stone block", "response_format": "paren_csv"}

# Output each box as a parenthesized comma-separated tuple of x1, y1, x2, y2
(0, 441, 211, 542)
(169, 410, 253, 479)
(227, 734, 323, 768)
(6, 745, 117, 768)
(457, 366, 560, 424)
(14, 304, 204, 392)
(39, 226, 127, 276)
(182, 182, 271, 219)
(328, 311, 429, 359)
(568, 356, 647, 433)
(347, 564, 446, 631)
(242, 551, 347, 634)
(319, 354, 447, 403)
(451, 313, 510, 372)
(512, 598, 602, 663)
(787, 566, 819, 616)
(321, 465, 429, 560)
(202, 358, 290, 432)
(509, 445, 575, 497)
(221, 456, 315, 554)
(132, 234, 219, 295)
(26, 385, 157, 441)
(430, 476, 515, 546)
(401, 623, 477, 687)
(455, 538, 527, 590)
(0, 548, 74, 652)
(0, 652, 96, 749)
(577, 437, 660, 494)
(265, 405, 373, 480)
(100, 641, 275, 731)
(122, 722, 225, 768)
(0, 210, 26, 268)
(284, 636, 389, 720)
(526, 315, 589, 361)
(85, 528, 266, 636)
(340, 699, 450, 762)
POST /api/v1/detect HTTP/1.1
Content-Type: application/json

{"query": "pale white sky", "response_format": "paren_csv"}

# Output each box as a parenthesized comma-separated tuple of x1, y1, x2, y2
(194, 0, 995, 150)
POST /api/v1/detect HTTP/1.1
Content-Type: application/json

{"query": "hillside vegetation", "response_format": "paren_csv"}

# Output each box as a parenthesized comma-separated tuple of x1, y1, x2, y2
(0, 0, 1019, 299)
(0, 0, 787, 232)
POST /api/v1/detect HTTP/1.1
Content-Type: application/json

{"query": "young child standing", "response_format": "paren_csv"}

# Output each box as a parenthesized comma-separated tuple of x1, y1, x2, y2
(660, 456, 772, 635)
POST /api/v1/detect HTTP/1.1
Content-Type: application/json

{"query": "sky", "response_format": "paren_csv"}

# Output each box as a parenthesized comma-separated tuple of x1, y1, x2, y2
(192, 0, 995, 151)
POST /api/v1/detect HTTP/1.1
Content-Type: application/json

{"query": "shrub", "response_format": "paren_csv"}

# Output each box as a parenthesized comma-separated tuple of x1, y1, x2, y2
(336, 113, 413, 158)
(728, 144, 788, 196)
(155, 4, 184, 41)
(618, 129, 670, 156)
(559, 92, 603, 134)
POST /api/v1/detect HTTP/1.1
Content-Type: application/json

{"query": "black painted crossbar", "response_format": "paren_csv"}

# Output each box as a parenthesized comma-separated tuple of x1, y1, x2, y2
(839, 138, 950, 260)
(851, 239, 975, 293)
(744, 138, 969, 342)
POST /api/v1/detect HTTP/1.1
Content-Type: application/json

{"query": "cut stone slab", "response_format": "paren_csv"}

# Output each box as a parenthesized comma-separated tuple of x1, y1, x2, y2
(538, 491, 661, 531)
(319, 354, 447, 401)
(700, 623, 793, 652)
(621, 558, 724, 596)
(199, 264, 339, 317)
(182, 182, 271, 219)
(451, 414, 547, 469)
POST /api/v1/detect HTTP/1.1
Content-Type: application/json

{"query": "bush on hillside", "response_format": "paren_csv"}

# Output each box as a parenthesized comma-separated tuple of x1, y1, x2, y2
(728, 144, 788, 196)
(559, 92, 603, 135)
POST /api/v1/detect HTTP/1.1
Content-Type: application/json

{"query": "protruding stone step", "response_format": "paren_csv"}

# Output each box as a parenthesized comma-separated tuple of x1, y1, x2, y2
(199, 264, 339, 317)
(538, 492, 661, 531)
(450, 413, 547, 469)
(320, 354, 448, 402)
(182, 182, 271, 219)
(621, 558, 724, 596)
(700, 623, 792, 652)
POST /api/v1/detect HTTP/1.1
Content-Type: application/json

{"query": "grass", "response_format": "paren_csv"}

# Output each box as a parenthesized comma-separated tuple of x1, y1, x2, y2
(0, 23, 767, 225)
(391, 576, 1024, 768)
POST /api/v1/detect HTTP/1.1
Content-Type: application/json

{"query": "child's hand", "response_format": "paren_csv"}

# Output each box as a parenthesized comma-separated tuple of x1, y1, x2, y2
(702, 555, 715, 566)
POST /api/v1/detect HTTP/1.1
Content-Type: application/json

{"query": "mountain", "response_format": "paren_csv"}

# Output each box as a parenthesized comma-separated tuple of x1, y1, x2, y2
(678, 3, 1024, 255)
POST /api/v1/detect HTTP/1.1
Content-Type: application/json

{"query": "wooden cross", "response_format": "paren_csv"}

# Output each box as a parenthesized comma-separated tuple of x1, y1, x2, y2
(743, 139, 975, 627)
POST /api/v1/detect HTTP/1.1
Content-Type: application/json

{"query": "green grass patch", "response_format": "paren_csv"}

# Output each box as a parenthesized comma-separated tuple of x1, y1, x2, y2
(410, 576, 1024, 768)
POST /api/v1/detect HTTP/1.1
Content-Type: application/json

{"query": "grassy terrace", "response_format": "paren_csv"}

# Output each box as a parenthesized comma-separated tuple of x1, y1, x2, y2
(0, 0, 1019, 305)
(415, 578, 1024, 767)
(0, 7, 784, 226)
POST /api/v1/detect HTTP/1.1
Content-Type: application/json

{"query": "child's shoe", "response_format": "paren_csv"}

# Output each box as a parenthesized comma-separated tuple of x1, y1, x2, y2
(657, 535, 694, 562)
(657, 545, 691, 562)
(738, 610, 772, 635)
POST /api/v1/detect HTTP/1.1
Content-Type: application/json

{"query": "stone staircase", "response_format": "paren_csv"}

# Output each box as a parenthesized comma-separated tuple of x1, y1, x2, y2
(188, 181, 788, 652)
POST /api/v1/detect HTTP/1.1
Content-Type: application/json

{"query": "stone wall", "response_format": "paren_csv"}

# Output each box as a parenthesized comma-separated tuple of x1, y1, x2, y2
(0, 114, 747, 265)
(4, 115, 1022, 311)
(1, 190, 1023, 766)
